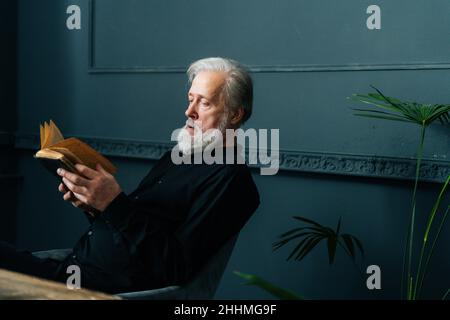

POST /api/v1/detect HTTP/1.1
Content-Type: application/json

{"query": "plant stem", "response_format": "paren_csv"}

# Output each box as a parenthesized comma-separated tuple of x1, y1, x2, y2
(413, 175, 450, 299)
(442, 288, 450, 300)
(416, 204, 450, 299)
(403, 122, 426, 300)
(407, 276, 413, 300)
(423, 176, 450, 246)
(413, 247, 426, 300)
(400, 227, 409, 299)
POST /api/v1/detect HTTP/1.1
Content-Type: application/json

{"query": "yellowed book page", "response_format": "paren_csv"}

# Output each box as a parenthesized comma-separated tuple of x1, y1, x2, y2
(45, 120, 64, 147)
(39, 124, 44, 149)
(49, 138, 117, 175)
(41, 121, 50, 148)
(34, 149, 79, 175)
(48, 120, 64, 145)
(50, 147, 84, 167)
(35, 149, 64, 160)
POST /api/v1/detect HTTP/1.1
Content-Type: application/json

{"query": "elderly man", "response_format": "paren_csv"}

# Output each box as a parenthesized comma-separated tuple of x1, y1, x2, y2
(0, 57, 260, 294)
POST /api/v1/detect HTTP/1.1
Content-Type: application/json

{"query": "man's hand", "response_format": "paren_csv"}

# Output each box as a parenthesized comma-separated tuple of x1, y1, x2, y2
(57, 163, 122, 212)
(58, 182, 97, 216)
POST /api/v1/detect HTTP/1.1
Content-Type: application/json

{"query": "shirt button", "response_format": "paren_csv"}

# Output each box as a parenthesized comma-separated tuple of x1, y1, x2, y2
(134, 196, 139, 200)
(88, 231, 93, 236)
(157, 180, 162, 184)
(72, 255, 77, 259)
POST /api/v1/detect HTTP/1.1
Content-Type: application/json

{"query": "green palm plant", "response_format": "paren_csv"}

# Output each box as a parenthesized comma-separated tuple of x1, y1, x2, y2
(349, 86, 450, 300)
(272, 216, 364, 265)
(234, 216, 364, 299)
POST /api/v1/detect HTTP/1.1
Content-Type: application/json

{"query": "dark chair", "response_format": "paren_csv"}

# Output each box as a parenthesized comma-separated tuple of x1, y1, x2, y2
(33, 234, 238, 299)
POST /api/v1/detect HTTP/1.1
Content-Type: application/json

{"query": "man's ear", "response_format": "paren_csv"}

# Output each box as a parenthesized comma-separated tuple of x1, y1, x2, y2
(230, 107, 245, 126)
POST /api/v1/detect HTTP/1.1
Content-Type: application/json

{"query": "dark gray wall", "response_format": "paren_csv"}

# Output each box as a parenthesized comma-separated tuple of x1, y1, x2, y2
(12, 0, 450, 299)
(0, 0, 18, 243)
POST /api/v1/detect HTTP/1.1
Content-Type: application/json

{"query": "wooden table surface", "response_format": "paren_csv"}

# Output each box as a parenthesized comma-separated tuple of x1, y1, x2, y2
(0, 268, 120, 300)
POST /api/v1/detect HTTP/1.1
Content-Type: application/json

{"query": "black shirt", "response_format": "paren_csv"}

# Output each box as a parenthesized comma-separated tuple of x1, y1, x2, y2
(61, 147, 260, 293)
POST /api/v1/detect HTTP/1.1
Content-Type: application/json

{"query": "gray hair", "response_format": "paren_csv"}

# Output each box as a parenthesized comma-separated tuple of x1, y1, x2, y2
(187, 57, 253, 125)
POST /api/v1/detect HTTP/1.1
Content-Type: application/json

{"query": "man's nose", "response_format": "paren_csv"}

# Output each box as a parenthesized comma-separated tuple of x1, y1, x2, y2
(185, 103, 198, 120)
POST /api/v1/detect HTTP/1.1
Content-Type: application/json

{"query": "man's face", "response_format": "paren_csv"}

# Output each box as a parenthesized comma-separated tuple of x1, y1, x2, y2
(185, 71, 228, 135)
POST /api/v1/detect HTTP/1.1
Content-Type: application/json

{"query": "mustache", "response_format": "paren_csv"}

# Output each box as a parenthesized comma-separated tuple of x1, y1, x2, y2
(185, 119, 202, 130)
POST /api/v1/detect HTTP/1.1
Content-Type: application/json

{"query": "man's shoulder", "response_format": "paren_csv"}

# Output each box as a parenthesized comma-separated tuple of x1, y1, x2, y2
(161, 149, 252, 177)
(210, 163, 259, 201)
(207, 161, 253, 180)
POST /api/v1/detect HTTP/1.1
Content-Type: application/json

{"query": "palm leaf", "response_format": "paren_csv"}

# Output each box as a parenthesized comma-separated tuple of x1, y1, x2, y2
(278, 227, 309, 238)
(367, 91, 404, 105)
(296, 236, 324, 261)
(352, 112, 413, 123)
(348, 95, 400, 112)
(287, 234, 318, 261)
(282, 234, 314, 261)
(370, 86, 405, 109)
(340, 234, 355, 258)
(343, 234, 365, 258)
(273, 231, 316, 251)
(350, 86, 450, 126)
(327, 236, 338, 264)
(437, 111, 450, 124)
(292, 216, 325, 228)
(276, 216, 364, 265)
(336, 217, 342, 235)
(292, 216, 334, 235)
(426, 105, 450, 125)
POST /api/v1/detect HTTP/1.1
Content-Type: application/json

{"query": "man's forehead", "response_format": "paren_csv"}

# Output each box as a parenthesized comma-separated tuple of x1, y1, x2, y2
(188, 71, 226, 99)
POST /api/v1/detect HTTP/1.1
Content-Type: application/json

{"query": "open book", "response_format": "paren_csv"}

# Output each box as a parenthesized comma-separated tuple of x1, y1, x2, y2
(34, 120, 118, 215)
(34, 120, 117, 179)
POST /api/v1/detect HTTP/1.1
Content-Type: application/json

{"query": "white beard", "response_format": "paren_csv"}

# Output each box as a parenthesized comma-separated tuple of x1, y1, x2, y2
(176, 121, 224, 156)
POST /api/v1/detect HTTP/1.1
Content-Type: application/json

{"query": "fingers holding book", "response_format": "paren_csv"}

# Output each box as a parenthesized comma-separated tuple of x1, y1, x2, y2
(58, 182, 96, 215)
(56, 163, 122, 212)
(58, 182, 76, 203)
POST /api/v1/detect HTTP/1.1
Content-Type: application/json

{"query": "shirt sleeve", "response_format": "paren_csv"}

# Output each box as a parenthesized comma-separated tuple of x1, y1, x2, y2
(83, 211, 96, 224)
(98, 192, 135, 227)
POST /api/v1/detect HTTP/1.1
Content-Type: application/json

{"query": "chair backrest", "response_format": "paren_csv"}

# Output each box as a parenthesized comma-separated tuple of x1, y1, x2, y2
(117, 233, 239, 300)
(33, 248, 73, 261)
(181, 233, 239, 299)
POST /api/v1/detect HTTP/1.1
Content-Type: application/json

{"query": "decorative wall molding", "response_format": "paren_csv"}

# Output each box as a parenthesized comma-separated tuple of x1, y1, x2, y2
(88, 63, 450, 75)
(14, 133, 450, 183)
(276, 150, 450, 183)
(87, 1, 450, 74)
